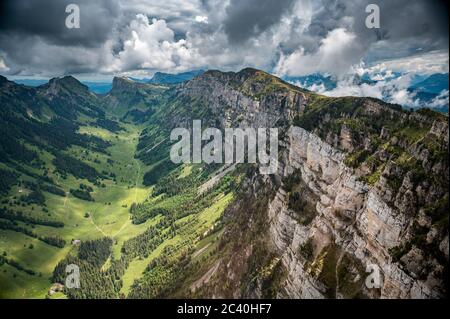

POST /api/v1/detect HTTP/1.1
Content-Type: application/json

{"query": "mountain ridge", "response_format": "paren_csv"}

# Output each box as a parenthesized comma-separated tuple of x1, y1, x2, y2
(0, 67, 448, 299)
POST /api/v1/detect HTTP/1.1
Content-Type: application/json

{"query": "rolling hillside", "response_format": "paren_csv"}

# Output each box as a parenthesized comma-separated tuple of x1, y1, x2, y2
(0, 69, 448, 299)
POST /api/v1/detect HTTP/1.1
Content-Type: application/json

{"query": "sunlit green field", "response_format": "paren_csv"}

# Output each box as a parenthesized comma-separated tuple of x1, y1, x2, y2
(0, 123, 150, 298)
(0, 121, 233, 299)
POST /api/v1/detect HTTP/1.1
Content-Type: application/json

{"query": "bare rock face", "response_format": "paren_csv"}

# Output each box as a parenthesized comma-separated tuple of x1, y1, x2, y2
(169, 70, 448, 299)
(430, 120, 449, 143)
(178, 69, 310, 131)
(265, 126, 447, 299)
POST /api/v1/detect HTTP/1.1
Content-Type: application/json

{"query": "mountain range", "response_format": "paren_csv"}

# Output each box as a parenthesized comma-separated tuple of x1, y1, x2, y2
(0, 68, 448, 299)
(284, 72, 449, 113)
(13, 70, 447, 114)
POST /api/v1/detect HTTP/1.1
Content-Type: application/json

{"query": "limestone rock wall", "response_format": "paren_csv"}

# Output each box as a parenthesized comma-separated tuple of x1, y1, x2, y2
(266, 126, 446, 299)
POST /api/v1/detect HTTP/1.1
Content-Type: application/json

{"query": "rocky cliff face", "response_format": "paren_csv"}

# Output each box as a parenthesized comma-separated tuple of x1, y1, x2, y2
(172, 69, 448, 299)
(178, 68, 309, 128)
(268, 125, 447, 299)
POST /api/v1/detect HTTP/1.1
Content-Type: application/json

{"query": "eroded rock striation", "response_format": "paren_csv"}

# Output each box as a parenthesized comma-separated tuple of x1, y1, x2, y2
(178, 69, 448, 299)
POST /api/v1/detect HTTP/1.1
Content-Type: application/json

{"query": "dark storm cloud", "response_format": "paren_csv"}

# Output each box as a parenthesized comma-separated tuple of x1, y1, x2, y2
(0, 0, 448, 77)
(301, 0, 448, 55)
(0, 0, 120, 48)
(0, 0, 122, 75)
(372, 0, 448, 53)
(271, 0, 448, 74)
(223, 0, 297, 44)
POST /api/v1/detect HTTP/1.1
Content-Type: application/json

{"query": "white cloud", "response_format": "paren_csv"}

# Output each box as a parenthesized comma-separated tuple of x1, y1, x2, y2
(429, 90, 449, 109)
(1, 0, 447, 80)
(295, 81, 327, 93)
(0, 57, 9, 72)
(327, 74, 413, 104)
(195, 16, 209, 24)
(110, 14, 202, 73)
(297, 68, 448, 110)
(120, 0, 204, 21)
(367, 51, 449, 75)
(275, 28, 366, 77)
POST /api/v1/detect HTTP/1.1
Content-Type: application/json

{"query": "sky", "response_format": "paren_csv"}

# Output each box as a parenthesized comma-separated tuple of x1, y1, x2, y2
(0, 0, 448, 82)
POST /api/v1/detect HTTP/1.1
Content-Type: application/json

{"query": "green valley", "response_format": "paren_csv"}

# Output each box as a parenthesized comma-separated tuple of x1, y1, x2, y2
(0, 68, 448, 299)
(0, 75, 238, 299)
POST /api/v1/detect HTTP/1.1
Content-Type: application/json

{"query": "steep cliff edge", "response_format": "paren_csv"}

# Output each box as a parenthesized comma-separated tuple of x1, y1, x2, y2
(270, 124, 447, 298)
(169, 69, 448, 299)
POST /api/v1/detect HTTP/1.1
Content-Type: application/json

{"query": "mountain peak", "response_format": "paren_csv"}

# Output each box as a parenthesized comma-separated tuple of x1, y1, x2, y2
(111, 76, 144, 93)
(0, 75, 8, 86)
(200, 67, 308, 97)
(237, 67, 263, 76)
(43, 75, 88, 94)
(113, 76, 133, 84)
(110, 76, 166, 94)
(149, 70, 204, 84)
(204, 67, 284, 83)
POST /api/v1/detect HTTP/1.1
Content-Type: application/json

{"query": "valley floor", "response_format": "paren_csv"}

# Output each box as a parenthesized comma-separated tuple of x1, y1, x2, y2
(0, 121, 232, 299)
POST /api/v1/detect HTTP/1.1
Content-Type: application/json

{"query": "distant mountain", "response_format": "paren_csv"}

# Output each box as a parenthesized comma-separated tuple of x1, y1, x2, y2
(8, 70, 205, 94)
(283, 73, 377, 92)
(148, 70, 204, 84)
(406, 73, 449, 113)
(0, 69, 448, 300)
(282, 72, 448, 113)
(410, 73, 449, 95)
(11, 78, 113, 94)
(101, 76, 166, 122)
(82, 82, 112, 94)
(128, 77, 152, 84)
(12, 79, 49, 87)
(283, 73, 337, 91)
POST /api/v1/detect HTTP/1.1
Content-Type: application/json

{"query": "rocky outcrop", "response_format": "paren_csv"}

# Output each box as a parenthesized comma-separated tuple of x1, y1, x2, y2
(180, 68, 309, 129)
(265, 126, 447, 299)
(165, 69, 448, 299)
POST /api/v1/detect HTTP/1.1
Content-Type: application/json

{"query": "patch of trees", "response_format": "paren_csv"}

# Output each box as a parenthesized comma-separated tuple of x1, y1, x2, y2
(40, 236, 66, 248)
(138, 138, 172, 167)
(287, 190, 317, 226)
(23, 181, 65, 197)
(10, 180, 65, 208)
(123, 108, 154, 123)
(20, 190, 45, 206)
(101, 216, 183, 291)
(288, 192, 306, 211)
(53, 154, 102, 183)
(121, 226, 167, 259)
(79, 183, 93, 192)
(127, 247, 192, 299)
(70, 188, 94, 202)
(142, 159, 179, 186)
(78, 238, 112, 267)
(133, 168, 234, 224)
(53, 256, 118, 299)
(282, 169, 302, 193)
(152, 164, 220, 197)
(0, 219, 65, 248)
(42, 117, 111, 154)
(0, 131, 38, 165)
(0, 168, 18, 195)
(0, 208, 64, 228)
(52, 237, 118, 299)
(2, 108, 110, 164)
(1, 110, 110, 164)
(130, 205, 170, 223)
(0, 255, 36, 276)
(8, 162, 55, 185)
(153, 174, 191, 197)
(95, 118, 124, 133)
